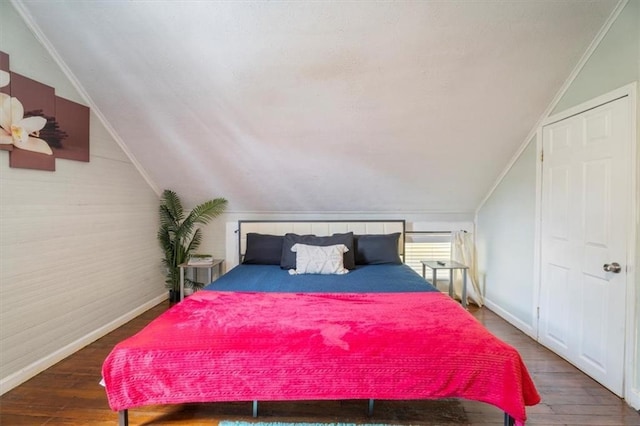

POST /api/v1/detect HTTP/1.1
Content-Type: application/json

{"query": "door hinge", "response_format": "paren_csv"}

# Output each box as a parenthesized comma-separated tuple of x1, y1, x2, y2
(537, 306, 540, 319)
(540, 150, 544, 162)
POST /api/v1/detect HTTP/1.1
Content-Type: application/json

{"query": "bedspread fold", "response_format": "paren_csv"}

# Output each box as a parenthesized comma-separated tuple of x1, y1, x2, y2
(102, 291, 540, 424)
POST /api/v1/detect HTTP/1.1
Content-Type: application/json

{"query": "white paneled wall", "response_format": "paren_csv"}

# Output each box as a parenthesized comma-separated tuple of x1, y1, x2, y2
(0, 131, 165, 392)
(0, 2, 164, 393)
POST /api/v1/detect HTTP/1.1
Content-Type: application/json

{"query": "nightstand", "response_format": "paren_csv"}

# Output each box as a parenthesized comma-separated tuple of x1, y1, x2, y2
(421, 260, 468, 308)
(178, 259, 224, 301)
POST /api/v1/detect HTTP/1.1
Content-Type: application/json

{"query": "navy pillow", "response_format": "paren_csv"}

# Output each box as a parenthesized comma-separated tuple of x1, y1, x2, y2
(243, 233, 284, 265)
(354, 233, 402, 265)
(280, 232, 355, 270)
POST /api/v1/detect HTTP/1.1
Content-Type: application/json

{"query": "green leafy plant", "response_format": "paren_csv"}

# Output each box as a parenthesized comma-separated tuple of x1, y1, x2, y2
(157, 189, 227, 295)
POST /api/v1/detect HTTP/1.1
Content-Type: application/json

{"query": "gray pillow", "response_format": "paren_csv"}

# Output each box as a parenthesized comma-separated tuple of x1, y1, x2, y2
(243, 233, 284, 265)
(280, 232, 355, 270)
(354, 233, 402, 265)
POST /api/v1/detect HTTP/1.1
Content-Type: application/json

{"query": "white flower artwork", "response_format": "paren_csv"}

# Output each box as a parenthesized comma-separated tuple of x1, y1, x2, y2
(0, 69, 53, 155)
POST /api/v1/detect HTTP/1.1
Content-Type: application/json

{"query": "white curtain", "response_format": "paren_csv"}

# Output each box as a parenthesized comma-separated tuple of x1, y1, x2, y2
(450, 231, 484, 307)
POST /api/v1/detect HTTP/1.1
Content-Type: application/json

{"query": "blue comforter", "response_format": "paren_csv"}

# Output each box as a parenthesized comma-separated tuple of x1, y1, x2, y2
(203, 263, 437, 293)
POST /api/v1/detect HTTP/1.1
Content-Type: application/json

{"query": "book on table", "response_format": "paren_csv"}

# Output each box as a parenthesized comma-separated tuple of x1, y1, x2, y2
(187, 254, 214, 265)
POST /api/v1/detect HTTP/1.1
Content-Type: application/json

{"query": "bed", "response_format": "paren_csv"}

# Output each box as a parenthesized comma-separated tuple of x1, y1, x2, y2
(102, 220, 540, 426)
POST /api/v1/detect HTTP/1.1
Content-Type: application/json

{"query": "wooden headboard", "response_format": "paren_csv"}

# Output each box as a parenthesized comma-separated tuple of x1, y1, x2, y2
(238, 220, 406, 262)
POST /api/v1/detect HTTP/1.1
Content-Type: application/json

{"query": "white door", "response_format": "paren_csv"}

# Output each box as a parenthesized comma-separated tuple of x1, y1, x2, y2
(539, 95, 631, 396)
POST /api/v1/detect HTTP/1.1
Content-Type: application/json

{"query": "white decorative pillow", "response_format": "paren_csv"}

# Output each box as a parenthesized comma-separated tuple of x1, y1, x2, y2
(288, 243, 350, 275)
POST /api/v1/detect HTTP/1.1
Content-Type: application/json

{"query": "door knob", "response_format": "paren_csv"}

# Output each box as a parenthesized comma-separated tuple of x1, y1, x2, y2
(603, 262, 622, 273)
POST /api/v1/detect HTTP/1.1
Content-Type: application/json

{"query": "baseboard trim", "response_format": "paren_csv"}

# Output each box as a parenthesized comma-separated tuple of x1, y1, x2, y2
(484, 298, 536, 340)
(0, 293, 167, 396)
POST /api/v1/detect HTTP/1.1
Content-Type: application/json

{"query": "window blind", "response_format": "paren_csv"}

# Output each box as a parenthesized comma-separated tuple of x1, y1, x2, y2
(404, 232, 451, 281)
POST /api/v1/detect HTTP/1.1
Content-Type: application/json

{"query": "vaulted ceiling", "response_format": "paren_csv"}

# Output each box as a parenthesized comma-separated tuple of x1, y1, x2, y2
(15, 0, 619, 213)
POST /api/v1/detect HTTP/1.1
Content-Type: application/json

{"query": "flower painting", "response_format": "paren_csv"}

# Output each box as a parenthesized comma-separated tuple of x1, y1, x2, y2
(0, 51, 89, 171)
(0, 78, 54, 155)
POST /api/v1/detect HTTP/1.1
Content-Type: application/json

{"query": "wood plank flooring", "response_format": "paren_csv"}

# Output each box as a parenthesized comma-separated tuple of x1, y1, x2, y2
(1, 300, 639, 425)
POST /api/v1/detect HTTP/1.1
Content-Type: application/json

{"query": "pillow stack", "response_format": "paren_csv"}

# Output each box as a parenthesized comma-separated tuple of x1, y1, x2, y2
(242, 231, 402, 275)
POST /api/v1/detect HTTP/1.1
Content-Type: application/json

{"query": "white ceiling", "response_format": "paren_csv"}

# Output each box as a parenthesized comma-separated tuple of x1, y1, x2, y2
(15, 0, 618, 214)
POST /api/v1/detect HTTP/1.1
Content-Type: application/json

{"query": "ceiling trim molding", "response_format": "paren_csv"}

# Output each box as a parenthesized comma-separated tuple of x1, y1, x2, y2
(474, 0, 629, 216)
(9, 0, 160, 196)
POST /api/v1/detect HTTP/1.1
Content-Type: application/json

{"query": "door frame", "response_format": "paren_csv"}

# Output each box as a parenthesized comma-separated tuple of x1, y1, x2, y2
(534, 82, 637, 404)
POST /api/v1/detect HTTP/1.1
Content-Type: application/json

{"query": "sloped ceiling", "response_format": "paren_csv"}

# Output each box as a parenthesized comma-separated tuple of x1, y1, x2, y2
(15, 0, 618, 214)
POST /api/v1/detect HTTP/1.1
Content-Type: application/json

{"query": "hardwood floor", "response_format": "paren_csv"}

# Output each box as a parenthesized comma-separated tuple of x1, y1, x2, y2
(1, 301, 639, 425)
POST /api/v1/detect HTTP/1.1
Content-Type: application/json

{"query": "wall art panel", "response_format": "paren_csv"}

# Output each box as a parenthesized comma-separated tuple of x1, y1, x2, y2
(0, 50, 90, 171)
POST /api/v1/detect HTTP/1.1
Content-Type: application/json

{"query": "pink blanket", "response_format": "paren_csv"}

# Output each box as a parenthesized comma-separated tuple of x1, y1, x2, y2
(102, 291, 539, 424)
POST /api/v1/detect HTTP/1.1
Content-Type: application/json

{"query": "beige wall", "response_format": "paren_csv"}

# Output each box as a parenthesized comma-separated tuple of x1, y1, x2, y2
(0, 2, 165, 393)
(553, 0, 639, 114)
(476, 139, 537, 334)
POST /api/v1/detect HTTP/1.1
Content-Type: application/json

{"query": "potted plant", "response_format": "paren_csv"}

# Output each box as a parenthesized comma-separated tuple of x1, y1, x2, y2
(157, 189, 227, 302)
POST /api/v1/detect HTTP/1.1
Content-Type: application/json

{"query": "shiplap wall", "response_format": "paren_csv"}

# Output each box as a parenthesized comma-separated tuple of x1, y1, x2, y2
(0, 2, 165, 393)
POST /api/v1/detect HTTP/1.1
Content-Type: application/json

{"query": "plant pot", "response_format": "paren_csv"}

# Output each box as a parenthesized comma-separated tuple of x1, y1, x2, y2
(168, 289, 181, 303)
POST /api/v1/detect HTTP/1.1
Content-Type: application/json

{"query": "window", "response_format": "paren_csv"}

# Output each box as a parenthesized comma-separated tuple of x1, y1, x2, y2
(405, 232, 451, 281)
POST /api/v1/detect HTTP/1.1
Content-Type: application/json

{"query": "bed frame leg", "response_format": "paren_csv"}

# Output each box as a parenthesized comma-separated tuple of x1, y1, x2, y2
(367, 399, 374, 416)
(503, 412, 515, 426)
(118, 410, 129, 426)
(253, 400, 258, 417)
